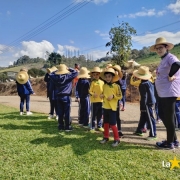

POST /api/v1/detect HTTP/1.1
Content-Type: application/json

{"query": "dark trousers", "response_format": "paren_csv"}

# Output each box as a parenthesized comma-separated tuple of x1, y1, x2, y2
(49, 95, 58, 115)
(158, 97, 177, 143)
(103, 109, 116, 125)
(91, 102, 103, 129)
(116, 100, 121, 131)
(121, 89, 126, 108)
(154, 102, 159, 121)
(56, 96, 71, 129)
(136, 105, 156, 137)
(175, 100, 180, 128)
(79, 97, 90, 126)
(20, 94, 30, 112)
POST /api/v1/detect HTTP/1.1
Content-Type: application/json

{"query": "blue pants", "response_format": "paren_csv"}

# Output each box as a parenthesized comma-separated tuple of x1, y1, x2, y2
(136, 105, 156, 137)
(90, 102, 103, 129)
(79, 97, 90, 126)
(49, 95, 58, 115)
(56, 96, 71, 129)
(121, 89, 126, 108)
(175, 100, 180, 128)
(116, 100, 121, 131)
(103, 109, 116, 125)
(19, 94, 30, 112)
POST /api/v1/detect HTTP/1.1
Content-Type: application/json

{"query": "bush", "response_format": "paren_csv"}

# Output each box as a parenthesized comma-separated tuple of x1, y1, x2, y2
(28, 68, 46, 77)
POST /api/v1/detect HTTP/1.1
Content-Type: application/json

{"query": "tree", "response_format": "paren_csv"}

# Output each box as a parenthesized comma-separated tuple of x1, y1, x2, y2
(106, 21, 136, 67)
(47, 52, 62, 67)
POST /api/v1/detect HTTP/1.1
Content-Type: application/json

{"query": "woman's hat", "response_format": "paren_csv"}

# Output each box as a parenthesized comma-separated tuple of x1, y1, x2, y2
(133, 66, 152, 80)
(150, 37, 174, 52)
(16, 71, 29, 84)
(109, 65, 123, 79)
(47, 66, 58, 74)
(55, 64, 70, 75)
(100, 68, 120, 83)
(77, 67, 90, 79)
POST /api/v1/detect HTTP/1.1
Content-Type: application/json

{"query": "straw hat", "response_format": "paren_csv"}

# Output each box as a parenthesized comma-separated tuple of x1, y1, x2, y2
(150, 37, 174, 52)
(77, 67, 90, 79)
(109, 65, 123, 79)
(20, 67, 28, 72)
(47, 66, 58, 74)
(16, 71, 29, 84)
(89, 66, 101, 75)
(133, 66, 152, 80)
(106, 63, 112, 68)
(55, 64, 70, 75)
(100, 68, 120, 83)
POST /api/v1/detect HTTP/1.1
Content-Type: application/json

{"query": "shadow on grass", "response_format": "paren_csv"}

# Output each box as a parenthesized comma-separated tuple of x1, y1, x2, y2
(30, 128, 155, 156)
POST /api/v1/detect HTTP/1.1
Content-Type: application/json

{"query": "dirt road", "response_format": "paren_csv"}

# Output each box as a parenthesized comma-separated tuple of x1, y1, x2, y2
(0, 95, 180, 149)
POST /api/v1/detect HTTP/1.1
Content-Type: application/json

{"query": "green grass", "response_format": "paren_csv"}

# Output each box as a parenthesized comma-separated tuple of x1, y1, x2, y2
(0, 104, 180, 180)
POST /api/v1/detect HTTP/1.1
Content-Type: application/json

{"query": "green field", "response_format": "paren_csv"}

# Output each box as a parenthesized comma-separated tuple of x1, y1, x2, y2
(0, 104, 180, 179)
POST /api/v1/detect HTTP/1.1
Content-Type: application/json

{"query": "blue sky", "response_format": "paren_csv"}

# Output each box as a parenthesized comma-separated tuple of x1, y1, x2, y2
(0, 0, 180, 66)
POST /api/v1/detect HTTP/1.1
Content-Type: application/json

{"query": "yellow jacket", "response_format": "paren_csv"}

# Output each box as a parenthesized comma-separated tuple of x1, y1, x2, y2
(89, 79, 104, 103)
(177, 97, 180, 100)
(102, 83, 122, 111)
(130, 75, 154, 87)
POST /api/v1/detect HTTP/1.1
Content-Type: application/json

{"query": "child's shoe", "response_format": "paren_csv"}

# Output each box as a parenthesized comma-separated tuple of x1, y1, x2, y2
(83, 125, 89, 129)
(100, 138, 109, 144)
(174, 140, 180, 148)
(175, 127, 180, 131)
(145, 136, 157, 141)
(20, 112, 23, 115)
(133, 131, 143, 136)
(156, 141, 175, 150)
(121, 108, 125, 111)
(141, 128, 147, 133)
(112, 140, 120, 147)
(65, 126, 73, 132)
(56, 115, 58, 121)
(26, 111, 33, 115)
(118, 131, 124, 138)
(98, 127, 104, 132)
(156, 119, 162, 124)
(48, 115, 53, 119)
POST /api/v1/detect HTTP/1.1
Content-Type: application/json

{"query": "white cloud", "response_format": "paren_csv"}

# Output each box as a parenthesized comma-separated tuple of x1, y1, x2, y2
(57, 45, 64, 55)
(57, 44, 79, 55)
(118, 8, 166, 18)
(69, 40, 74, 44)
(95, 30, 100, 34)
(9, 61, 13, 66)
(88, 50, 107, 60)
(14, 40, 55, 59)
(132, 31, 180, 47)
(75, 0, 109, 4)
(168, 0, 180, 14)
(6, 10, 11, 15)
(95, 30, 109, 40)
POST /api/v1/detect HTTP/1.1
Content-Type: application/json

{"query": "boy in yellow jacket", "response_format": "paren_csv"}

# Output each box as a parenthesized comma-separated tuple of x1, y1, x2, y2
(89, 67, 104, 131)
(100, 68, 122, 147)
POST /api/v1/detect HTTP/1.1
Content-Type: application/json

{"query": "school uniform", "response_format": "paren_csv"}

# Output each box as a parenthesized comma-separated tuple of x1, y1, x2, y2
(16, 80, 34, 112)
(49, 68, 78, 131)
(89, 79, 104, 129)
(175, 99, 180, 129)
(119, 77, 127, 109)
(76, 78, 90, 126)
(135, 80, 156, 137)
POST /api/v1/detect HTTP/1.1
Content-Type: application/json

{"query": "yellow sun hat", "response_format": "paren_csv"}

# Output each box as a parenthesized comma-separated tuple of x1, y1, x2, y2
(16, 71, 29, 84)
(77, 67, 90, 78)
(133, 66, 152, 80)
(55, 64, 70, 75)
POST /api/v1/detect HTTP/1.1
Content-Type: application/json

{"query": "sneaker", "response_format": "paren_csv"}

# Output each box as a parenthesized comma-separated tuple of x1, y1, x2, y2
(156, 119, 162, 124)
(98, 127, 104, 132)
(90, 128, 95, 132)
(133, 132, 143, 136)
(56, 115, 58, 121)
(156, 141, 175, 150)
(20, 112, 23, 115)
(65, 127, 73, 132)
(58, 127, 64, 131)
(174, 140, 180, 148)
(121, 108, 125, 111)
(118, 131, 124, 138)
(100, 138, 109, 144)
(112, 140, 120, 147)
(26, 111, 33, 115)
(83, 125, 89, 129)
(48, 115, 53, 119)
(141, 128, 147, 133)
(146, 136, 157, 141)
(175, 127, 180, 131)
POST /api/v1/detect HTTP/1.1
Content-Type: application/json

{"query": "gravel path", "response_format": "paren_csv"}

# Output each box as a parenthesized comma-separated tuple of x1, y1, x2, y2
(0, 95, 180, 151)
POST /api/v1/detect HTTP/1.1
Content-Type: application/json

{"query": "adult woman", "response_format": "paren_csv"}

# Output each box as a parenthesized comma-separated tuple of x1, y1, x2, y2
(150, 37, 180, 149)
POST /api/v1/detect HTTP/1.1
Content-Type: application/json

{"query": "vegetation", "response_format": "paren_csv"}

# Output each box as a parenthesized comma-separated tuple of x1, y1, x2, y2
(28, 68, 46, 77)
(0, 72, 8, 82)
(106, 21, 136, 67)
(46, 52, 62, 67)
(0, 104, 180, 179)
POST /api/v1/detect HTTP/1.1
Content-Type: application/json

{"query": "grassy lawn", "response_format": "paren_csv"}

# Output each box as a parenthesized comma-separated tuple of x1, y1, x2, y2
(0, 104, 180, 180)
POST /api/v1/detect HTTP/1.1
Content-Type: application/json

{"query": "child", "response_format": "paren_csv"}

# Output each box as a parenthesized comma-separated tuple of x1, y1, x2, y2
(89, 67, 104, 131)
(44, 66, 58, 120)
(99, 68, 122, 147)
(16, 68, 35, 115)
(75, 67, 91, 128)
(133, 66, 157, 140)
(49, 64, 78, 131)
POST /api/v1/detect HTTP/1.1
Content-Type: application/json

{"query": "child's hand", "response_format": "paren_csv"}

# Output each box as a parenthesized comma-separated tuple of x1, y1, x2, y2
(107, 95, 114, 101)
(93, 93, 98, 98)
(100, 94, 104, 99)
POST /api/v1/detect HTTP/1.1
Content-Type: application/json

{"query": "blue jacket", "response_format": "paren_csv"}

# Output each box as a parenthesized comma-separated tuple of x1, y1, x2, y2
(139, 80, 156, 110)
(119, 78, 127, 90)
(75, 78, 90, 98)
(49, 68, 78, 98)
(16, 80, 34, 96)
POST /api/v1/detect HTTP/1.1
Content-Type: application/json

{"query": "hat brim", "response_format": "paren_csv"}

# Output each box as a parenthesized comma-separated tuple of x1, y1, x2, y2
(77, 74, 91, 79)
(133, 70, 152, 80)
(16, 71, 29, 84)
(55, 70, 70, 75)
(150, 42, 174, 52)
(100, 71, 119, 83)
(109, 66, 123, 79)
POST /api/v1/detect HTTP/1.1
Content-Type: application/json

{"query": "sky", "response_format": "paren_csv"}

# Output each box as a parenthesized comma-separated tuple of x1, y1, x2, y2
(0, 0, 180, 67)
